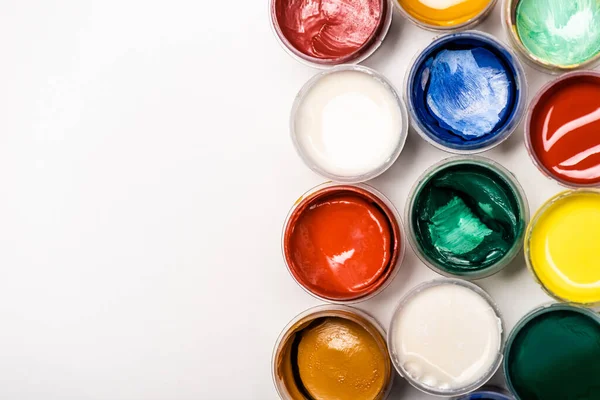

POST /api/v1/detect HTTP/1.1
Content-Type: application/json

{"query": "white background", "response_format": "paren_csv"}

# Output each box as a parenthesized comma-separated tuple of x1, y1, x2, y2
(0, 1, 573, 399)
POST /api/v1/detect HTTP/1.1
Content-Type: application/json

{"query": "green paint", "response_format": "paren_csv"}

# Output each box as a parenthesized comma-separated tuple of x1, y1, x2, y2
(506, 307, 600, 400)
(516, 0, 600, 67)
(412, 162, 523, 276)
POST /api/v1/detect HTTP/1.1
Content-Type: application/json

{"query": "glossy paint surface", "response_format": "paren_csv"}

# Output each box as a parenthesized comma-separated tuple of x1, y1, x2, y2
(529, 73, 600, 186)
(409, 34, 520, 151)
(527, 191, 600, 304)
(516, 0, 600, 67)
(412, 163, 523, 276)
(284, 186, 400, 301)
(390, 283, 502, 392)
(398, 0, 491, 27)
(506, 307, 600, 400)
(274, 0, 385, 61)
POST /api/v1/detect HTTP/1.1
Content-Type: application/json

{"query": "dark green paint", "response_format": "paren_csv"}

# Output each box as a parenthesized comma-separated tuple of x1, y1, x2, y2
(412, 163, 523, 275)
(506, 308, 600, 400)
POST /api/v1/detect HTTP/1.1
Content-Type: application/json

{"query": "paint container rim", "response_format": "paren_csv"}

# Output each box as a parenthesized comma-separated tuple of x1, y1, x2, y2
(393, 0, 497, 32)
(502, 302, 600, 400)
(387, 278, 505, 397)
(523, 189, 600, 307)
(453, 386, 515, 400)
(272, 304, 394, 400)
(502, 0, 600, 74)
(524, 70, 600, 188)
(404, 30, 528, 154)
(405, 155, 530, 280)
(281, 181, 406, 304)
(269, 0, 393, 69)
(290, 65, 409, 182)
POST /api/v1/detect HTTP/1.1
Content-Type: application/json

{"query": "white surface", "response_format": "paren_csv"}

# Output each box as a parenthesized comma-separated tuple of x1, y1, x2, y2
(0, 2, 568, 399)
(294, 69, 404, 178)
(390, 283, 502, 392)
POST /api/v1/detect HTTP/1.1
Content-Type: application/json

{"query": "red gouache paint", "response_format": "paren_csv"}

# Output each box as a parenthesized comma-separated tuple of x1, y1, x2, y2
(272, 0, 386, 62)
(283, 185, 401, 301)
(528, 71, 600, 186)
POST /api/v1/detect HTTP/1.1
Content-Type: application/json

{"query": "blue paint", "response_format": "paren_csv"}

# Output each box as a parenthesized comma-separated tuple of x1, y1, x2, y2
(456, 389, 514, 400)
(407, 32, 523, 152)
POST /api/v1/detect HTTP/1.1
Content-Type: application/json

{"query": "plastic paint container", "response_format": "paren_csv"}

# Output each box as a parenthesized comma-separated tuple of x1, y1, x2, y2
(524, 190, 600, 306)
(504, 304, 600, 400)
(272, 305, 394, 400)
(395, 0, 497, 31)
(405, 31, 527, 154)
(270, 0, 393, 68)
(525, 71, 600, 187)
(282, 182, 405, 303)
(388, 279, 504, 397)
(406, 156, 529, 280)
(503, 0, 600, 74)
(454, 387, 514, 400)
(291, 65, 408, 183)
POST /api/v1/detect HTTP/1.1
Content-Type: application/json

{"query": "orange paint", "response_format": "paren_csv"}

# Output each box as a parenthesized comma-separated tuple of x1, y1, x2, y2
(283, 185, 400, 301)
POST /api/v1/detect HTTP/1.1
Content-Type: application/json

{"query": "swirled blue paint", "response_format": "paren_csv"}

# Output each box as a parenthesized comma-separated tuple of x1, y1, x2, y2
(408, 33, 522, 152)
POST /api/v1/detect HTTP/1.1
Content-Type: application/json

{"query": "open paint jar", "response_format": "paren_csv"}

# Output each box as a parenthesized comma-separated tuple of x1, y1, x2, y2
(504, 303, 600, 399)
(272, 305, 394, 400)
(454, 387, 514, 400)
(388, 279, 504, 397)
(395, 0, 497, 31)
(503, 0, 600, 73)
(282, 182, 404, 303)
(405, 31, 527, 154)
(524, 190, 600, 306)
(270, 0, 393, 68)
(291, 65, 408, 183)
(525, 71, 600, 187)
(406, 156, 529, 280)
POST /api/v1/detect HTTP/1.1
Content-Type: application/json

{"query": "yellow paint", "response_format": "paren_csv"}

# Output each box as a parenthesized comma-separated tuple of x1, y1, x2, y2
(398, 0, 492, 27)
(527, 191, 600, 305)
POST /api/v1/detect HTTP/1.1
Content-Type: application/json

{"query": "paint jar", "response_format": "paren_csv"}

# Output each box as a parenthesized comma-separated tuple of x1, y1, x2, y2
(270, 0, 393, 69)
(272, 305, 394, 400)
(503, 0, 600, 74)
(388, 279, 504, 397)
(291, 65, 408, 183)
(524, 190, 600, 306)
(406, 156, 529, 280)
(504, 303, 600, 400)
(282, 182, 405, 303)
(395, 0, 497, 32)
(525, 71, 600, 187)
(405, 31, 527, 154)
(454, 386, 514, 400)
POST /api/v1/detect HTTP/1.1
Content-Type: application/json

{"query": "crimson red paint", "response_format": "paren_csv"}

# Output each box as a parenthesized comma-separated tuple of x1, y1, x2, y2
(528, 71, 600, 186)
(272, 0, 386, 63)
(283, 185, 401, 301)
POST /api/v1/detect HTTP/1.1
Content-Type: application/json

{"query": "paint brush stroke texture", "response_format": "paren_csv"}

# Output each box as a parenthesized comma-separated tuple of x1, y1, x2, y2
(275, 0, 383, 59)
(425, 49, 511, 139)
(516, 0, 600, 66)
(413, 165, 522, 274)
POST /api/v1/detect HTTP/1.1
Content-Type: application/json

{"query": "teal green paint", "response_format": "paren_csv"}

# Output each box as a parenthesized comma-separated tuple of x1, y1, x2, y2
(516, 0, 600, 66)
(412, 163, 523, 275)
(506, 308, 600, 400)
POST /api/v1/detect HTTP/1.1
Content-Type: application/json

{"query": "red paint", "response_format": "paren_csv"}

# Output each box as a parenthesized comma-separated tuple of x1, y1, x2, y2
(272, 0, 386, 62)
(529, 72, 600, 186)
(284, 185, 400, 301)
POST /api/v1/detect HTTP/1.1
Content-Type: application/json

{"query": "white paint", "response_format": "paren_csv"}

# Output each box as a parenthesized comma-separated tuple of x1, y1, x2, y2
(391, 283, 502, 391)
(419, 0, 468, 10)
(294, 70, 403, 178)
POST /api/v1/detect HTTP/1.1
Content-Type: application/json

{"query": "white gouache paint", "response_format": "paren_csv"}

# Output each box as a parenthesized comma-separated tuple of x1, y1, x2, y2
(294, 70, 403, 178)
(391, 283, 502, 391)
